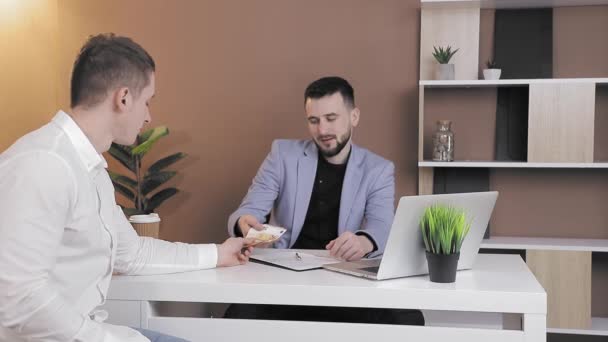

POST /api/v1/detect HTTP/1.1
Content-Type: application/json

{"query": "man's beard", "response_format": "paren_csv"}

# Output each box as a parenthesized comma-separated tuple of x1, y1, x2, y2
(315, 129, 351, 158)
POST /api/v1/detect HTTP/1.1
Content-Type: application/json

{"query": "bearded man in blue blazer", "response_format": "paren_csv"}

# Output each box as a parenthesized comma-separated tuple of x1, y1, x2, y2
(225, 76, 424, 326)
(228, 76, 393, 260)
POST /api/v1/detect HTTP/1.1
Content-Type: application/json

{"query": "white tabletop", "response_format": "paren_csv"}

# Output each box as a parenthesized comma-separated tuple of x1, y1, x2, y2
(108, 254, 545, 315)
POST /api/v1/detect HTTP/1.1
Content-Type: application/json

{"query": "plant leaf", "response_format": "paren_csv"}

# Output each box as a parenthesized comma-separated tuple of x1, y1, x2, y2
(420, 208, 431, 252)
(108, 171, 137, 190)
(113, 143, 133, 155)
(142, 171, 177, 195)
(108, 144, 135, 172)
(132, 126, 169, 156)
(148, 152, 186, 173)
(432, 45, 459, 64)
(123, 207, 145, 217)
(420, 204, 471, 255)
(146, 187, 178, 212)
(138, 127, 156, 143)
(113, 182, 136, 202)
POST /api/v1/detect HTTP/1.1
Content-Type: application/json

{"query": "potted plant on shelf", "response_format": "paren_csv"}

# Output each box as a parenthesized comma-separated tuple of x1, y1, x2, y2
(483, 59, 502, 80)
(432, 45, 459, 80)
(420, 205, 471, 283)
(107, 126, 186, 238)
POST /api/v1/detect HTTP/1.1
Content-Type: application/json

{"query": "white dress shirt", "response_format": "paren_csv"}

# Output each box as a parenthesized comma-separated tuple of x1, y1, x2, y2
(0, 111, 218, 342)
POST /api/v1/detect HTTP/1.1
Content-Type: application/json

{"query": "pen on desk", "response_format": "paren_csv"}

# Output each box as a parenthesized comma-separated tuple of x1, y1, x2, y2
(295, 252, 302, 261)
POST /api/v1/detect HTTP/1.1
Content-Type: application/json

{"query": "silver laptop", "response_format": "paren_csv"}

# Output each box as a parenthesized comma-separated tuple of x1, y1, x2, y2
(323, 191, 498, 280)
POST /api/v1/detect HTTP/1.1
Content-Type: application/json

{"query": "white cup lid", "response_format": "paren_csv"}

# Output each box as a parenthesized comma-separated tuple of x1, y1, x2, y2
(129, 213, 161, 223)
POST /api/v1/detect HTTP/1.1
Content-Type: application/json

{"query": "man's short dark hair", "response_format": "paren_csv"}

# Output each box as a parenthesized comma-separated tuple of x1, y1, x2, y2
(70, 33, 155, 108)
(304, 76, 355, 108)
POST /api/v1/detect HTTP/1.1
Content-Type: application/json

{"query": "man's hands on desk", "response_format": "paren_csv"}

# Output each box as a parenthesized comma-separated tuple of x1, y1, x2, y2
(326, 231, 373, 261)
(238, 215, 373, 262)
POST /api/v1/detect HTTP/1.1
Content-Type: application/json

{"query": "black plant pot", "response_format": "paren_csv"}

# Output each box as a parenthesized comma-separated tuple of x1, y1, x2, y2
(426, 252, 460, 283)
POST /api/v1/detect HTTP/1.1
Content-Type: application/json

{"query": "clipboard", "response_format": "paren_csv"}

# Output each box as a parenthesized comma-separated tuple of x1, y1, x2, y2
(250, 249, 339, 271)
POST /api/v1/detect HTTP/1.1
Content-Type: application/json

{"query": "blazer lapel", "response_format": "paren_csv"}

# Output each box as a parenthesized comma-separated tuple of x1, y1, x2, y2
(338, 144, 363, 234)
(290, 141, 318, 247)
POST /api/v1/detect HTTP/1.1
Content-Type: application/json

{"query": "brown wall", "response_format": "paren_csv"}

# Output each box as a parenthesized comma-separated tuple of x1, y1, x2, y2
(553, 6, 608, 78)
(0, 0, 421, 243)
(2, 2, 606, 243)
(0, 1, 60, 151)
(2, 0, 607, 318)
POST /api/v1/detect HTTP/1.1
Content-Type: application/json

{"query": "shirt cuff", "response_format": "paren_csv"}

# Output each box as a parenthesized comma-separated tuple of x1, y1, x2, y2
(73, 318, 105, 342)
(355, 231, 378, 255)
(196, 244, 219, 269)
(234, 221, 243, 237)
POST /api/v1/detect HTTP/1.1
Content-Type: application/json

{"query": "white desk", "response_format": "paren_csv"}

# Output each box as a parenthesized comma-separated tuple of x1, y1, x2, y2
(105, 254, 546, 342)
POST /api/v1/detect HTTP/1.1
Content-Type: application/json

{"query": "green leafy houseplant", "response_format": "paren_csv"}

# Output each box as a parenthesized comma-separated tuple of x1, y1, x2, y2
(420, 204, 471, 283)
(420, 205, 471, 255)
(107, 126, 186, 216)
(432, 45, 459, 64)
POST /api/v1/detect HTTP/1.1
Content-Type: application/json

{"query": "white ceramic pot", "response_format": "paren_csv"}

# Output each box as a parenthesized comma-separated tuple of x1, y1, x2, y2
(436, 64, 455, 80)
(483, 68, 502, 80)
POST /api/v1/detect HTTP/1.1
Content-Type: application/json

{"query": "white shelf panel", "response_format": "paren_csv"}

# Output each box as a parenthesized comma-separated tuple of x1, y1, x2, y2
(547, 317, 608, 336)
(481, 237, 608, 252)
(421, 0, 608, 9)
(419, 78, 608, 88)
(419, 161, 608, 168)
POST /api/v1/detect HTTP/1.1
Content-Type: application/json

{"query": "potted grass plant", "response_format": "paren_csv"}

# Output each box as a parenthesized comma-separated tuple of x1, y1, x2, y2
(107, 126, 186, 238)
(420, 204, 471, 283)
(483, 59, 502, 80)
(432, 45, 459, 80)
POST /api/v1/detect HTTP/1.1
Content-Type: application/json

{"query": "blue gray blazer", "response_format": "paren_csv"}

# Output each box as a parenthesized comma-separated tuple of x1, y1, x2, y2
(228, 139, 395, 256)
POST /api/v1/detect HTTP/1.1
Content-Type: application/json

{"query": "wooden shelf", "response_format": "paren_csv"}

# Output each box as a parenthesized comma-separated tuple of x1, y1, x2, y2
(421, 0, 608, 9)
(481, 237, 608, 252)
(547, 317, 608, 336)
(419, 161, 608, 168)
(420, 78, 608, 88)
(418, 2, 608, 335)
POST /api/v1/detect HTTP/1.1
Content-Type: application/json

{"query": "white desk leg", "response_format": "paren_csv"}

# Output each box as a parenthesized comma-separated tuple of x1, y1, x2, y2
(140, 301, 154, 329)
(523, 313, 546, 342)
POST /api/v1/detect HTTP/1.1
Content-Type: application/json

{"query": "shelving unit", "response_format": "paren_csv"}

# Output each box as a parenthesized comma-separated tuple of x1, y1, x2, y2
(421, 0, 608, 9)
(420, 78, 608, 87)
(418, 0, 608, 337)
(418, 80, 605, 167)
(481, 236, 608, 253)
(547, 317, 608, 336)
(420, 161, 608, 168)
(480, 237, 608, 336)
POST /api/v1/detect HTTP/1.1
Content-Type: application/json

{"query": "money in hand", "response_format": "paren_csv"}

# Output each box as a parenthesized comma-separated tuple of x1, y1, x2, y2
(246, 224, 286, 245)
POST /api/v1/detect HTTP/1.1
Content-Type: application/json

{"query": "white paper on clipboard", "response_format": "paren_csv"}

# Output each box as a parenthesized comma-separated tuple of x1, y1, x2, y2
(250, 249, 339, 271)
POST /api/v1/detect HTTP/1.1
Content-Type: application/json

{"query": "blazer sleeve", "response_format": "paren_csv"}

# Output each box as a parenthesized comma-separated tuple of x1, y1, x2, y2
(358, 161, 395, 257)
(227, 140, 283, 236)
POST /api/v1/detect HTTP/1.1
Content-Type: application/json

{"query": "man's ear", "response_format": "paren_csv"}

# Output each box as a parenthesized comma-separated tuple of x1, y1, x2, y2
(114, 87, 130, 111)
(350, 107, 360, 127)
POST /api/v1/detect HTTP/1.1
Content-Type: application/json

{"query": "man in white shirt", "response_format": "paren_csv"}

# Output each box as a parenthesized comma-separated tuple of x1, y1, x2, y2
(0, 33, 252, 342)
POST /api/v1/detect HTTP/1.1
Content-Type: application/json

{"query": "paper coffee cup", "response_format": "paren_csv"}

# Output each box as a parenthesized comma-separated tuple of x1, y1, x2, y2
(129, 213, 161, 238)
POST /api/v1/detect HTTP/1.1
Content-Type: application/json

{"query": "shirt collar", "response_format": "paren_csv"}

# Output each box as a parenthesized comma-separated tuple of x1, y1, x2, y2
(52, 110, 108, 172)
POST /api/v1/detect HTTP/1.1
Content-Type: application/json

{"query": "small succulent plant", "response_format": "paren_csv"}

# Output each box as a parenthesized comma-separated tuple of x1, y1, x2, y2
(486, 59, 499, 69)
(432, 45, 459, 64)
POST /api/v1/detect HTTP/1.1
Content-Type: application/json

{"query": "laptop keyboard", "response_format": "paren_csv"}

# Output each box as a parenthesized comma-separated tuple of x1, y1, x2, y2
(361, 266, 380, 274)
